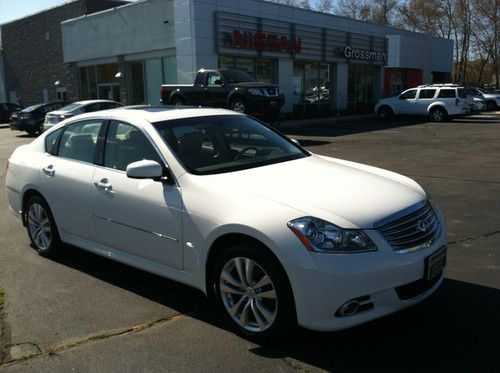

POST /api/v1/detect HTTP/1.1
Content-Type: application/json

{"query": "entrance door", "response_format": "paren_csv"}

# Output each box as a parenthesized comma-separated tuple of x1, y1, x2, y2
(98, 84, 120, 102)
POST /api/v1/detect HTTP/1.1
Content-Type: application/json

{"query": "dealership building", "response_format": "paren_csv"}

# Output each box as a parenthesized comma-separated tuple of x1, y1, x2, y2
(3, 0, 453, 114)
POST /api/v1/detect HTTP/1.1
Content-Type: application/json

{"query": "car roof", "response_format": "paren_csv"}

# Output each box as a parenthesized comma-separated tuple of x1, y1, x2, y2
(73, 99, 121, 106)
(64, 106, 242, 126)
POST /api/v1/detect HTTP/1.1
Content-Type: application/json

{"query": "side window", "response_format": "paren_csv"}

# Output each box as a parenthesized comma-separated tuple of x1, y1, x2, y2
(58, 120, 103, 163)
(207, 73, 222, 86)
(104, 121, 162, 171)
(82, 103, 100, 113)
(44, 127, 64, 155)
(418, 89, 436, 99)
(400, 90, 417, 100)
(437, 89, 456, 98)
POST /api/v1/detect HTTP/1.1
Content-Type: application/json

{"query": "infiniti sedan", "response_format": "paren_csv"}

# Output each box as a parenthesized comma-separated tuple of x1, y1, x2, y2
(6, 107, 447, 338)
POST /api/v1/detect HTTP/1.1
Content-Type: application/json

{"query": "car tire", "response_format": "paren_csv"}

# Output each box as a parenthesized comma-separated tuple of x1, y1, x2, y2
(212, 243, 296, 341)
(26, 129, 37, 136)
(171, 96, 185, 106)
(230, 98, 247, 114)
(486, 100, 497, 111)
(25, 195, 61, 257)
(377, 106, 393, 120)
(430, 107, 447, 122)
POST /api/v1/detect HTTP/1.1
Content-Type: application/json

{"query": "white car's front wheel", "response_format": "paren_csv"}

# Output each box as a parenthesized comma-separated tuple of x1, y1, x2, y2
(212, 243, 295, 340)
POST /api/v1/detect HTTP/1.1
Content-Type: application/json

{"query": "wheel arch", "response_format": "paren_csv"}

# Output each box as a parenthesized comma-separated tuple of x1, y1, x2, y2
(227, 91, 247, 107)
(169, 90, 187, 104)
(427, 103, 448, 115)
(21, 188, 48, 227)
(204, 232, 295, 310)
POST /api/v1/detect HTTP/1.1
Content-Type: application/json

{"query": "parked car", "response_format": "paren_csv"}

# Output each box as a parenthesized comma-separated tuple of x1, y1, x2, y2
(470, 87, 499, 111)
(0, 102, 21, 124)
(375, 84, 469, 122)
(10, 101, 66, 135)
(471, 97, 486, 112)
(6, 107, 447, 339)
(44, 100, 123, 130)
(160, 68, 284, 124)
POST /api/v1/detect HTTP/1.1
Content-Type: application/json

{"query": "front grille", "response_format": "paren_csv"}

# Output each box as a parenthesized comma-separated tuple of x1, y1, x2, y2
(376, 203, 440, 253)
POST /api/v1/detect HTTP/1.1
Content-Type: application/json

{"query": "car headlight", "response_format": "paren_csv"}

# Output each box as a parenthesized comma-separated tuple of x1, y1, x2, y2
(248, 88, 265, 96)
(287, 217, 377, 253)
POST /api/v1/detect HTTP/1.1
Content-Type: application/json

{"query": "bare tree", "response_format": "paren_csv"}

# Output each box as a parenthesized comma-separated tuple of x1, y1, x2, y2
(334, 0, 399, 25)
(317, 0, 333, 13)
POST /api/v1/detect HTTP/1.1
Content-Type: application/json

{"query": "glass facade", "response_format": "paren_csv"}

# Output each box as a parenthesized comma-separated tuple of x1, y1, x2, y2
(79, 57, 177, 105)
(80, 63, 120, 102)
(347, 64, 379, 112)
(218, 56, 277, 84)
(293, 62, 332, 104)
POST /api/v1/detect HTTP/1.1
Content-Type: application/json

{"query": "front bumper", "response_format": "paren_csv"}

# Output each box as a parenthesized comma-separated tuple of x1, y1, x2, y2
(247, 95, 284, 116)
(287, 207, 447, 331)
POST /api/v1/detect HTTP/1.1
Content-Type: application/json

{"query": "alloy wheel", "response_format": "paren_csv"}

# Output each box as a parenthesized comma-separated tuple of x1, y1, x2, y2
(232, 101, 246, 113)
(219, 257, 277, 332)
(27, 203, 52, 252)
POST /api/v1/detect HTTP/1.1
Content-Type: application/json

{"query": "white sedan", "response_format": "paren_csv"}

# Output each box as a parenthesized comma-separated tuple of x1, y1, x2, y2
(5, 107, 447, 338)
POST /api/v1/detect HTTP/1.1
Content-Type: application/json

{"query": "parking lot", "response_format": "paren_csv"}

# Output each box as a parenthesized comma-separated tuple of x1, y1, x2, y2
(0, 113, 499, 372)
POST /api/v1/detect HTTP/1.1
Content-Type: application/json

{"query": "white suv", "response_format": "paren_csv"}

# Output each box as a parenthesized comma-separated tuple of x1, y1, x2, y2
(375, 84, 469, 122)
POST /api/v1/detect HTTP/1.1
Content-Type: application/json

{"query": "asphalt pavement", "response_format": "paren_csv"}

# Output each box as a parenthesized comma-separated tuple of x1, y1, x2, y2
(0, 113, 499, 372)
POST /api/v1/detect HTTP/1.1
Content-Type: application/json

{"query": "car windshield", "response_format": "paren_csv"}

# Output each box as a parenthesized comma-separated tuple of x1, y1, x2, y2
(58, 103, 82, 112)
(22, 104, 44, 112)
(221, 70, 256, 83)
(153, 115, 309, 175)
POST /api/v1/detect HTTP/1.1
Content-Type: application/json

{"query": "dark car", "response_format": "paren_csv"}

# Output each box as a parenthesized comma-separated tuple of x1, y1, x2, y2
(1, 103, 21, 124)
(10, 101, 66, 135)
(160, 69, 284, 125)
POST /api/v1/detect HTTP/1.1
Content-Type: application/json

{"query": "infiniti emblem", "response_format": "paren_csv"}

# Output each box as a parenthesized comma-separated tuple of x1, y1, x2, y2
(417, 220, 430, 232)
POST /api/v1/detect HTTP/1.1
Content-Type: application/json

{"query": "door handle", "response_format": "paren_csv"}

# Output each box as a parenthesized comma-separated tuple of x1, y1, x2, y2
(42, 165, 55, 176)
(94, 179, 113, 193)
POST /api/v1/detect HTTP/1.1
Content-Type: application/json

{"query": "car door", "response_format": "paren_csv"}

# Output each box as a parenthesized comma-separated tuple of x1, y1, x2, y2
(40, 119, 103, 240)
(396, 89, 418, 114)
(415, 88, 437, 115)
(202, 71, 227, 107)
(92, 120, 183, 269)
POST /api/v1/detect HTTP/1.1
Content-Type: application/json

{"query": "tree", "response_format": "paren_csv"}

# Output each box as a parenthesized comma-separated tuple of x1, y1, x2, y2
(334, 0, 400, 26)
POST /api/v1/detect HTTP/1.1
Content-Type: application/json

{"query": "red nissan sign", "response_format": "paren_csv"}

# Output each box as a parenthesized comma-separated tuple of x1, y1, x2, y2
(231, 30, 301, 54)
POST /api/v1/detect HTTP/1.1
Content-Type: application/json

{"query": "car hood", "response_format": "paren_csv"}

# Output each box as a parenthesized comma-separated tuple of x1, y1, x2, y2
(199, 154, 425, 229)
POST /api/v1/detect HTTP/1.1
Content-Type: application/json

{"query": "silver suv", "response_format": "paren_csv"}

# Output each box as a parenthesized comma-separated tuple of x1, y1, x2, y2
(375, 84, 469, 122)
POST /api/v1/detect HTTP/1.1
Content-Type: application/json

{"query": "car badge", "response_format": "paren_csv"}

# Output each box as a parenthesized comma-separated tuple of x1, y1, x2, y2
(416, 220, 430, 232)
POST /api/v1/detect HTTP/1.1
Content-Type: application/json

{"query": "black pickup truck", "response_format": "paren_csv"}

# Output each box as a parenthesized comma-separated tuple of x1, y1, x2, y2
(160, 69, 284, 122)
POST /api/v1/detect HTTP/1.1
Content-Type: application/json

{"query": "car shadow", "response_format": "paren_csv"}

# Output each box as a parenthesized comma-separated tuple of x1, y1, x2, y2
(49, 245, 499, 372)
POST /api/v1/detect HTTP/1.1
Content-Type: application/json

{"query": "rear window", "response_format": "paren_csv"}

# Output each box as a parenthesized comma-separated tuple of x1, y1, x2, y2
(437, 89, 456, 98)
(418, 89, 436, 99)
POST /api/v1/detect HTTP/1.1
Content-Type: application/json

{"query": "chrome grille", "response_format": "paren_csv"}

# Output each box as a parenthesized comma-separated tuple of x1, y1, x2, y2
(376, 203, 440, 253)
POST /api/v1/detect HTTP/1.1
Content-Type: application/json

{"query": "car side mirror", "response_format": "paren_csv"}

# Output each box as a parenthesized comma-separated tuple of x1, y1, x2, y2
(126, 160, 164, 181)
(214, 79, 223, 86)
(399, 95, 405, 100)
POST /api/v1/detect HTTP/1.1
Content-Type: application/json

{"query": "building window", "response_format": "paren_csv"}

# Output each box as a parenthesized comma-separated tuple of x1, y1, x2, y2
(128, 61, 145, 105)
(79, 63, 120, 102)
(218, 56, 277, 84)
(293, 62, 332, 104)
(347, 64, 378, 111)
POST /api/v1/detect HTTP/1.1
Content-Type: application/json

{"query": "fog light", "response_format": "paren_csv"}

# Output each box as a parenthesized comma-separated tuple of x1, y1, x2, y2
(337, 300, 360, 316)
